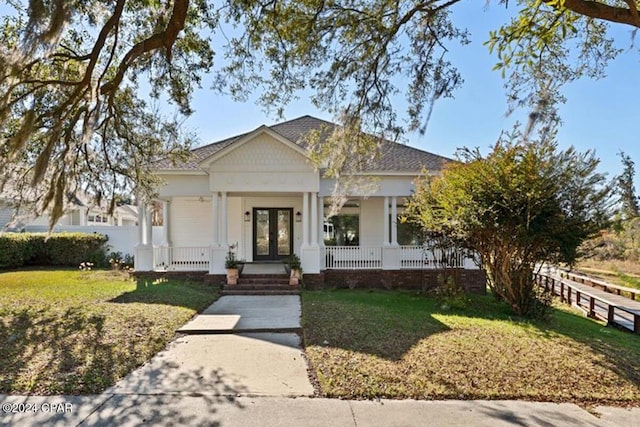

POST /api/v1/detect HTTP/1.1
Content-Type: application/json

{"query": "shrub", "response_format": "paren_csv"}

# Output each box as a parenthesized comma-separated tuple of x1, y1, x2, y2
(0, 232, 108, 268)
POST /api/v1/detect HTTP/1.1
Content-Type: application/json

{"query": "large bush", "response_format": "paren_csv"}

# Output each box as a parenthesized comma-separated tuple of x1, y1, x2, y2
(404, 129, 611, 317)
(0, 232, 108, 269)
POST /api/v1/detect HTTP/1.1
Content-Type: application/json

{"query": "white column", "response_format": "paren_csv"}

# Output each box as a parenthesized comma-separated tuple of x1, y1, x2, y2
(318, 196, 325, 248)
(144, 204, 153, 246)
(383, 196, 390, 246)
(221, 191, 228, 247)
(391, 196, 398, 246)
(302, 192, 309, 248)
(161, 200, 171, 246)
(137, 202, 145, 245)
(211, 192, 219, 247)
(311, 192, 318, 247)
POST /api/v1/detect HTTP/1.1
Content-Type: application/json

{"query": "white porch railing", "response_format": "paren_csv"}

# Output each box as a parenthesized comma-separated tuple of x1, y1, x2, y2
(399, 245, 465, 269)
(153, 246, 210, 271)
(323, 246, 382, 269)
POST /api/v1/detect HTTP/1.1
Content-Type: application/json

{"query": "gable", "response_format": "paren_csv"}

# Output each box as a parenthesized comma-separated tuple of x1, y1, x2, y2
(203, 130, 319, 193)
(208, 132, 313, 173)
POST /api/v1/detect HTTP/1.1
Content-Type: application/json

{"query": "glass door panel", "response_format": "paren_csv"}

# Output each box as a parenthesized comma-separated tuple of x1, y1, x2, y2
(255, 209, 270, 256)
(277, 210, 291, 256)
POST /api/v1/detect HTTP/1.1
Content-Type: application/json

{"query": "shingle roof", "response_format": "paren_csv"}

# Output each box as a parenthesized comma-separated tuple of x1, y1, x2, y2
(154, 115, 450, 172)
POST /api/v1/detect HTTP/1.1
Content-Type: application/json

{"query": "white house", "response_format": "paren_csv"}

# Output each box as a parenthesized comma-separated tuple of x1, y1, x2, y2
(135, 115, 484, 292)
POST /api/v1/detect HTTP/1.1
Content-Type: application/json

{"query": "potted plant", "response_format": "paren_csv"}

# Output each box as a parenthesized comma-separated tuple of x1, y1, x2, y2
(225, 245, 239, 285)
(285, 254, 302, 286)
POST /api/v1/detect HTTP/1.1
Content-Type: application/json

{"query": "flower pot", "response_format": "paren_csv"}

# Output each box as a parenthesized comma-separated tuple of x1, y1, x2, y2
(289, 269, 301, 286)
(226, 268, 239, 285)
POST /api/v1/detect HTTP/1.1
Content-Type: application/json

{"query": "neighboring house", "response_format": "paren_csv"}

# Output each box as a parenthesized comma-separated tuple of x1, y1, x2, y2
(0, 200, 13, 230)
(15, 193, 138, 229)
(135, 115, 484, 291)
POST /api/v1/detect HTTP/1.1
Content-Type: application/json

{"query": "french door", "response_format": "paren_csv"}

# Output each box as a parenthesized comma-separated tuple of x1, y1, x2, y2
(253, 208, 293, 261)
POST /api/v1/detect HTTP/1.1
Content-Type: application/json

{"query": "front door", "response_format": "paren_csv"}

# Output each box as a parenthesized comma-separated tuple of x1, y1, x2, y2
(253, 208, 293, 261)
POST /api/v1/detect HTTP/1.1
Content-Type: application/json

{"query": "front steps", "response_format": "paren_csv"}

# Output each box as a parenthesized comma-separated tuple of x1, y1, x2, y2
(222, 273, 299, 295)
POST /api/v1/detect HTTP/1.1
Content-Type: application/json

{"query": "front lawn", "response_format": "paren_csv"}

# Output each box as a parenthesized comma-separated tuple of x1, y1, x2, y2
(0, 269, 218, 395)
(302, 290, 640, 406)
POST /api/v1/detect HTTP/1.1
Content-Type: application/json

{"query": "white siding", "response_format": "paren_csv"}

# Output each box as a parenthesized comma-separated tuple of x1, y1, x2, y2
(169, 197, 213, 247)
(157, 174, 210, 198)
(0, 205, 13, 229)
(360, 198, 384, 246)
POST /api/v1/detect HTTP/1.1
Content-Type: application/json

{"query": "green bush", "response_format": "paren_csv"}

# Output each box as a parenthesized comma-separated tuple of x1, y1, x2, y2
(0, 232, 108, 269)
(0, 233, 37, 268)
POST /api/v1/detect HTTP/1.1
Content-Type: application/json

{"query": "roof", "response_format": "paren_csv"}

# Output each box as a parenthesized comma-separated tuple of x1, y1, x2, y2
(154, 115, 451, 173)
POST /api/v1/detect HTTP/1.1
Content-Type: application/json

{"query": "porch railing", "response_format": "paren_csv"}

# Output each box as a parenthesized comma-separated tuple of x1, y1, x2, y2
(399, 245, 465, 269)
(324, 246, 382, 269)
(153, 246, 210, 271)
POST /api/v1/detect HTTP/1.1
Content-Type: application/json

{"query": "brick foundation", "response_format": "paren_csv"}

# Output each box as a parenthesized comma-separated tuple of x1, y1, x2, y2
(304, 268, 486, 294)
(133, 269, 486, 294)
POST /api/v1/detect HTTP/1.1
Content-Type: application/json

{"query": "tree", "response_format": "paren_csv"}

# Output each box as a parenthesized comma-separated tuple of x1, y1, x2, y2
(616, 151, 640, 220)
(0, 1, 635, 226)
(403, 122, 611, 316)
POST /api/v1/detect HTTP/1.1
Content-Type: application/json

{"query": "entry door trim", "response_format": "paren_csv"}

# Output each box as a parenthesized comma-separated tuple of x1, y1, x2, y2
(252, 208, 293, 261)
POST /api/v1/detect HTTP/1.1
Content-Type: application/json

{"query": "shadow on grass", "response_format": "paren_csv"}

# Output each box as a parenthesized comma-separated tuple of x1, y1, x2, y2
(0, 305, 122, 394)
(302, 289, 452, 360)
(302, 288, 640, 397)
(108, 278, 218, 311)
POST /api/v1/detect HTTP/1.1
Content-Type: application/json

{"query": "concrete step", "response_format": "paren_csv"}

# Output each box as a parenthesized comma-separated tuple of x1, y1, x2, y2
(221, 289, 300, 296)
(226, 283, 298, 290)
(237, 278, 290, 285)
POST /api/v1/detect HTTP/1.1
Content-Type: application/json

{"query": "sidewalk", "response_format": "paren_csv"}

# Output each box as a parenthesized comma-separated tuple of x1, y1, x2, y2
(1, 395, 638, 427)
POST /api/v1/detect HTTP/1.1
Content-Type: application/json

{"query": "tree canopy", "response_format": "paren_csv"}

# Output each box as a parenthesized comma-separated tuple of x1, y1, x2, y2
(0, 0, 636, 226)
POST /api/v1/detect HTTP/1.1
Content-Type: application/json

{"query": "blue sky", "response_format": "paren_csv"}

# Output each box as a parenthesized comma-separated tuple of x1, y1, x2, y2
(180, 2, 639, 190)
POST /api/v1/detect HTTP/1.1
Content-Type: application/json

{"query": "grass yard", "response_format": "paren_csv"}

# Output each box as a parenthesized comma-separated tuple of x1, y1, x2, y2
(0, 269, 218, 395)
(302, 290, 640, 406)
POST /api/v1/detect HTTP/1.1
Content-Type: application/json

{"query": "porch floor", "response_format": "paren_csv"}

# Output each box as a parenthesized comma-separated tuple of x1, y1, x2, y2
(243, 263, 287, 275)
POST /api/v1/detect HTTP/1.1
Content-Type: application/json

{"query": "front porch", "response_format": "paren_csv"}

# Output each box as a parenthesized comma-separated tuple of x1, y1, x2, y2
(146, 244, 478, 273)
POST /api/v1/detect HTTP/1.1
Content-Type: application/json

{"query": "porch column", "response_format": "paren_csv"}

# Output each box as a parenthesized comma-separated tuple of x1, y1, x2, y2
(211, 192, 219, 247)
(301, 192, 309, 248)
(144, 203, 153, 246)
(311, 192, 318, 247)
(383, 196, 390, 245)
(220, 191, 228, 247)
(161, 200, 171, 246)
(209, 192, 226, 274)
(300, 191, 320, 273)
(134, 200, 153, 271)
(391, 196, 398, 246)
(137, 202, 145, 244)
(318, 196, 325, 247)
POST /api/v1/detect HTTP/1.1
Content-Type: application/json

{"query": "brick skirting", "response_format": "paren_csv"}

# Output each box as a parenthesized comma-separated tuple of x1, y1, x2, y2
(304, 268, 486, 294)
(132, 269, 486, 294)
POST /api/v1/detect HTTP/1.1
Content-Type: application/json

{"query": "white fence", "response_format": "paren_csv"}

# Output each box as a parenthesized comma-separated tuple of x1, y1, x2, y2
(399, 245, 465, 268)
(323, 245, 476, 270)
(323, 246, 383, 269)
(153, 246, 210, 271)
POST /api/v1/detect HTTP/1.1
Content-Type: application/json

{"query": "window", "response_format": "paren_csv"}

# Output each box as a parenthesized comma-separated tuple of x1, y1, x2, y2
(390, 215, 424, 245)
(324, 215, 359, 246)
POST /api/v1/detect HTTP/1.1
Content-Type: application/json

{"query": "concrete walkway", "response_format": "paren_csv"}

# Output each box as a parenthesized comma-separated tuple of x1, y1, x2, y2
(2, 395, 638, 426)
(178, 295, 301, 333)
(111, 295, 313, 397)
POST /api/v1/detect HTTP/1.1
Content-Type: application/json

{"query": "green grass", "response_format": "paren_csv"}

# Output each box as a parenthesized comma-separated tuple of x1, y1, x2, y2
(302, 289, 640, 405)
(0, 269, 218, 395)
